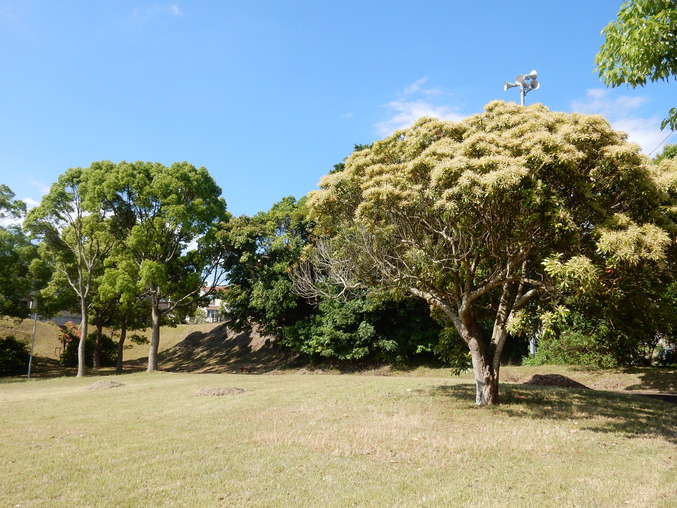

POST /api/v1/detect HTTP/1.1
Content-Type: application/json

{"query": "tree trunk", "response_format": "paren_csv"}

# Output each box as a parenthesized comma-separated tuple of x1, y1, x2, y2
(92, 321, 103, 368)
(469, 344, 500, 405)
(115, 320, 127, 373)
(147, 300, 161, 373)
(77, 305, 87, 378)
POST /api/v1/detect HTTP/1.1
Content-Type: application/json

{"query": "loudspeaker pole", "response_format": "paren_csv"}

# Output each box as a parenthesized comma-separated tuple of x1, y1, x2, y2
(503, 70, 540, 105)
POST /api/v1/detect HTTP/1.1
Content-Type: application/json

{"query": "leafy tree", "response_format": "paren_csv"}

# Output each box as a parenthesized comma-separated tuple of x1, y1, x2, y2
(596, 0, 677, 130)
(221, 196, 444, 366)
(302, 101, 675, 405)
(91, 161, 229, 372)
(97, 254, 150, 372)
(0, 184, 27, 220)
(220, 197, 315, 338)
(654, 143, 677, 163)
(0, 186, 38, 319)
(25, 169, 117, 377)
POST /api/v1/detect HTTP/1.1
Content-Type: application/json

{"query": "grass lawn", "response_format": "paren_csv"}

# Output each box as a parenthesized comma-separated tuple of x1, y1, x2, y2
(1, 371, 675, 507)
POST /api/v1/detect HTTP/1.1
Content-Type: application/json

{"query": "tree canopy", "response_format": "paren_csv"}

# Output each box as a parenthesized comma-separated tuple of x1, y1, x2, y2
(304, 100, 676, 404)
(90, 160, 229, 372)
(0, 186, 37, 319)
(596, 0, 677, 130)
(25, 168, 116, 376)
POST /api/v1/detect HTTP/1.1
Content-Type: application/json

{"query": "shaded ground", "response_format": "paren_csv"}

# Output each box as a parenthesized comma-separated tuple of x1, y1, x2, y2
(521, 373, 590, 390)
(147, 324, 301, 374)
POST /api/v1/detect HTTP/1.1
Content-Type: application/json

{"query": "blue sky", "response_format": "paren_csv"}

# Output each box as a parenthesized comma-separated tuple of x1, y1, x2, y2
(0, 1, 674, 217)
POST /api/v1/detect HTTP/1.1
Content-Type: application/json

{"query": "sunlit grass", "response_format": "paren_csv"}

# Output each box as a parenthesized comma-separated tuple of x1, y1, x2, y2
(1, 372, 675, 507)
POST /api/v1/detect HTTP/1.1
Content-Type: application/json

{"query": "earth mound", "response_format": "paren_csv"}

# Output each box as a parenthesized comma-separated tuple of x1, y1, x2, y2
(521, 374, 590, 390)
(87, 380, 125, 390)
(194, 386, 246, 396)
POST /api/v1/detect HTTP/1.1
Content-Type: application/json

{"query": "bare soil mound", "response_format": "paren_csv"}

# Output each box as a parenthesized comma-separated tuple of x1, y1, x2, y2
(521, 374, 590, 390)
(87, 380, 125, 390)
(194, 386, 246, 396)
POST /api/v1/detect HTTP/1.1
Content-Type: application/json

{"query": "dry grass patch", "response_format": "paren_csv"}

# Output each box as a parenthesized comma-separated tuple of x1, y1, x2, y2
(1, 372, 675, 507)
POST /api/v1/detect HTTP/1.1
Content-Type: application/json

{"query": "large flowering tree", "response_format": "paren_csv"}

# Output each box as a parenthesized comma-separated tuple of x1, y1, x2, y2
(305, 101, 675, 405)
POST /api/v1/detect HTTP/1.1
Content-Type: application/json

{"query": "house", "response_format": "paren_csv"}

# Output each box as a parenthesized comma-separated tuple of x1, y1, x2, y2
(200, 286, 227, 323)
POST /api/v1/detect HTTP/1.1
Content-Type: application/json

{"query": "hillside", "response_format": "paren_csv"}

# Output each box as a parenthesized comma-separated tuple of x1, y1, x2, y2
(0, 317, 295, 375)
(146, 324, 297, 373)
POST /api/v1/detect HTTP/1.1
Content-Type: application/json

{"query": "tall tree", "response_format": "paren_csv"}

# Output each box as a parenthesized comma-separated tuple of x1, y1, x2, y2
(302, 101, 675, 405)
(0, 185, 38, 319)
(596, 0, 677, 130)
(220, 196, 314, 337)
(25, 168, 116, 377)
(92, 161, 229, 372)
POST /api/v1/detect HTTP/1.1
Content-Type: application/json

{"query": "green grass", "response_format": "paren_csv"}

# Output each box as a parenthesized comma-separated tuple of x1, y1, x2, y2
(1, 372, 675, 507)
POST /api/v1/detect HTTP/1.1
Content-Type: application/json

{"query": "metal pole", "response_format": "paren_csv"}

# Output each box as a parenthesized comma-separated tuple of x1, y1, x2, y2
(27, 300, 38, 379)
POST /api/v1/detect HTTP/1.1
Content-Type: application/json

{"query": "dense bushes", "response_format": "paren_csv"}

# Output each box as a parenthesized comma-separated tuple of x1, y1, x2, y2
(0, 335, 30, 376)
(281, 295, 442, 365)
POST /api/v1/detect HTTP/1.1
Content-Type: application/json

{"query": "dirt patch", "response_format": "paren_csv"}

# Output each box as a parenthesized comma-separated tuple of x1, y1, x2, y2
(87, 380, 125, 390)
(193, 386, 246, 397)
(521, 374, 590, 390)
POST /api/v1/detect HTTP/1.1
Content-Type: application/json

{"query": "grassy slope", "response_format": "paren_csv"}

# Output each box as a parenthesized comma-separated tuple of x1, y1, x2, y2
(1, 372, 675, 507)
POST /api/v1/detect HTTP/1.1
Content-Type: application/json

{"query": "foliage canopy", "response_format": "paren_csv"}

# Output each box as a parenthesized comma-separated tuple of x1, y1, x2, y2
(596, 0, 677, 130)
(305, 100, 675, 404)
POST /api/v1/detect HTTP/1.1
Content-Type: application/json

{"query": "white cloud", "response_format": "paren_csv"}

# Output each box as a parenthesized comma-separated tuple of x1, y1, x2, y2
(571, 89, 666, 154)
(376, 100, 464, 137)
(23, 197, 40, 210)
(375, 78, 465, 137)
(127, 3, 184, 27)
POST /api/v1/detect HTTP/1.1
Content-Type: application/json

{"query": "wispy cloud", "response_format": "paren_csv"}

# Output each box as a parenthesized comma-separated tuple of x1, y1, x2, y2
(375, 78, 465, 137)
(127, 3, 184, 27)
(571, 89, 666, 154)
(0, 9, 21, 25)
(23, 197, 40, 210)
(30, 180, 50, 195)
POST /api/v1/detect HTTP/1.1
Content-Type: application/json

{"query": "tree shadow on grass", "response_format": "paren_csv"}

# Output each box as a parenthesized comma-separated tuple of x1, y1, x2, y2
(621, 367, 677, 393)
(430, 383, 677, 444)
(153, 324, 299, 374)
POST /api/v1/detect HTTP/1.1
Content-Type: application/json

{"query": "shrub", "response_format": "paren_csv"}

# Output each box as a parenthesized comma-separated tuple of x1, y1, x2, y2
(0, 336, 30, 376)
(59, 330, 117, 368)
